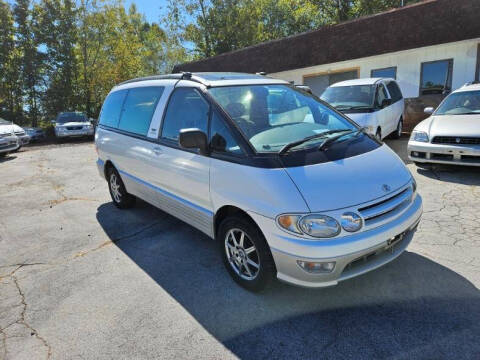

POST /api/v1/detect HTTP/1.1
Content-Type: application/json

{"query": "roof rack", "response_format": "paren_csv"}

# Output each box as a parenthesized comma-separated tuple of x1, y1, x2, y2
(117, 72, 200, 86)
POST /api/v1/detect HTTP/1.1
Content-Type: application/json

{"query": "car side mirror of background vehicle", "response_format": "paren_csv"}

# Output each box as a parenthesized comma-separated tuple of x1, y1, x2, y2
(424, 107, 435, 115)
(381, 98, 392, 108)
(179, 128, 208, 155)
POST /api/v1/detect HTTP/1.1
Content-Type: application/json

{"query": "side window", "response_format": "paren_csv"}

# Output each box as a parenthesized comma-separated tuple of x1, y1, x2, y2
(371, 67, 397, 79)
(99, 90, 127, 128)
(386, 81, 403, 102)
(118, 87, 164, 136)
(420, 59, 453, 95)
(209, 110, 242, 155)
(375, 84, 388, 107)
(161, 88, 209, 141)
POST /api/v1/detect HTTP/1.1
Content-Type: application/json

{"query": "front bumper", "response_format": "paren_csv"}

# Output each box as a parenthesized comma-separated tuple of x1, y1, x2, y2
(408, 141, 480, 166)
(0, 136, 20, 153)
(248, 194, 422, 288)
(17, 134, 30, 145)
(56, 128, 94, 138)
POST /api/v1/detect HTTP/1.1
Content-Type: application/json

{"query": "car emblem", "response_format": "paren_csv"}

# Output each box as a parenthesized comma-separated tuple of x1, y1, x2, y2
(456, 137, 461, 143)
(382, 184, 391, 192)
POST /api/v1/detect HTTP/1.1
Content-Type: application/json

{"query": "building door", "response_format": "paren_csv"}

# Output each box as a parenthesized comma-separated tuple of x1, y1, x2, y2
(304, 69, 358, 97)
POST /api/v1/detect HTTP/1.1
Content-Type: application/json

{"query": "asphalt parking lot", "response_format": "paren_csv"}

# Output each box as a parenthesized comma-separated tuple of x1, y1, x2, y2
(1, 139, 479, 360)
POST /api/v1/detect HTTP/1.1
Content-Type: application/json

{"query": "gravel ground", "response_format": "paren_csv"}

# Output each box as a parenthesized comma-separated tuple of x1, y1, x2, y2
(0, 139, 479, 360)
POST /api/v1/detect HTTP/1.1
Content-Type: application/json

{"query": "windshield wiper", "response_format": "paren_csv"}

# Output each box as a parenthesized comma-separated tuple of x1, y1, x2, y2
(318, 127, 367, 151)
(278, 129, 351, 155)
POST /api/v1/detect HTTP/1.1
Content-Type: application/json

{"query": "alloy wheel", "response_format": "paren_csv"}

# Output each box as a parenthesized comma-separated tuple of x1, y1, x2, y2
(225, 228, 260, 280)
(110, 173, 122, 203)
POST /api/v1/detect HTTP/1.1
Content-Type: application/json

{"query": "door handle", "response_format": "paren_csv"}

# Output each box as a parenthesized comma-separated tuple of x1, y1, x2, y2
(152, 146, 163, 155)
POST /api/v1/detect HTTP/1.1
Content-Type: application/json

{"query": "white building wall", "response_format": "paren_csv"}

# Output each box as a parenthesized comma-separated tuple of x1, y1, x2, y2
(270, 38, 480, 98)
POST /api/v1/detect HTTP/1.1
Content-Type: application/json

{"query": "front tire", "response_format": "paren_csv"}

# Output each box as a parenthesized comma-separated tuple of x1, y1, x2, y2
(107, 167, 136, 209)
(218, 215, 275, 292)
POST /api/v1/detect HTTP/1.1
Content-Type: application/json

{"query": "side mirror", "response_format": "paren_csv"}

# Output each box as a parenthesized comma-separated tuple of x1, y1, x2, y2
(179, 128, 208, 155)
(318, 112, 329, 125)
(295, 85, 313, 94)
(381, 98, 392, 108)
(424, 107, 434, 115)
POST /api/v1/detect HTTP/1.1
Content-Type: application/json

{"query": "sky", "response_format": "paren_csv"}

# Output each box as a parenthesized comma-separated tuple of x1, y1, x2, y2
(124, 0, 167, 24)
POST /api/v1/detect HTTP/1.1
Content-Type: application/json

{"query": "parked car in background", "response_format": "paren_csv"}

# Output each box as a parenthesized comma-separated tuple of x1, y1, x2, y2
(0, 126, 20, 157)
(408, 82, 480, 166)
(0, 118, 30, 151)
(24, 127, 46, 141)
(321, 78, 405, 140)
(53, 112, 95, 139)
(95, 72, 422, 291)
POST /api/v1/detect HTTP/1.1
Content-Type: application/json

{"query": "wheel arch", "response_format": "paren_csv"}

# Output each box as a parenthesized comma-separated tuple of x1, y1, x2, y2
(214, 205, 261, 240)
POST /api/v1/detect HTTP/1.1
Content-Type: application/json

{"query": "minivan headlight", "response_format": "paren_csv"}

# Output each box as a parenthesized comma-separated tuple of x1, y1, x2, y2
(340, 212, 362, 232)
(299, 214, 340, 238)
(277, 214, 302, 234)
(410, 131, 429, 142)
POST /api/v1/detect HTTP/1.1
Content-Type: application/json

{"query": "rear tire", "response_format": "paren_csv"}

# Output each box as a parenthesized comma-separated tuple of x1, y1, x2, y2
(392, 118, 403, 139)
(107, 167, 136, 209)
(218, 215, 275, 292)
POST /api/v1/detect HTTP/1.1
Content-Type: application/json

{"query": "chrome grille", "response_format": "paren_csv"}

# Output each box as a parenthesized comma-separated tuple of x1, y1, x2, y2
(66, 126, 83, 130)
(358, 186, 413, 227)
(432, 136, 480, 145)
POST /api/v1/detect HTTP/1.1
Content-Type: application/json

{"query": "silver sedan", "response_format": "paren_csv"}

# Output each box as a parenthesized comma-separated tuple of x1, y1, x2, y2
(408, 83, 480, 166)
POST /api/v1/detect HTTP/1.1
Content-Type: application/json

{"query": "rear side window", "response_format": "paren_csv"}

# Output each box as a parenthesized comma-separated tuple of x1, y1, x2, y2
(386, 81, 403, 102)
(118, 87, 164, 136)
(161, 88, 209, 141)
(375, 84, 388, 107)
(99, 90, 127, 128)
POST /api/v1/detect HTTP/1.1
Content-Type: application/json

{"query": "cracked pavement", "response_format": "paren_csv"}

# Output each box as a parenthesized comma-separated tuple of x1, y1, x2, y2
(0, 139, 479, 359)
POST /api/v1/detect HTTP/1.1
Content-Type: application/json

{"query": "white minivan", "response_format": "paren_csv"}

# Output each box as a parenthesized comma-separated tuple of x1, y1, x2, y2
(95, 72, 422, 291)
(321, 78, 405, 140)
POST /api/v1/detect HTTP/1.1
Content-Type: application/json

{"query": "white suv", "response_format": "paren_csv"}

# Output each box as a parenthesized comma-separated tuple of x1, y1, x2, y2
(96, 72, 422, 291)
(321, 78, 405, 140)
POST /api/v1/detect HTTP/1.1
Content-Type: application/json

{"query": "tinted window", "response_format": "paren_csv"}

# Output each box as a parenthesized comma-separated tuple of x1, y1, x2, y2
(371, 67, 397, 79)
(386, 81, 403, 102)
(420, 59, 453, 95)
(375, 84, 388, 107)
(161, 88, 209, 141)
(209, 110, 242, 155)
(56, 112, 88, 124)
(99, 90, 127, 128)
(118, 87, 164, 136)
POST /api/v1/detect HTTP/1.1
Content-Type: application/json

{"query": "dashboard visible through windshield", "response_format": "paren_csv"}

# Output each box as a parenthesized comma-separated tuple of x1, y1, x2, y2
(208, 84, 362, 153)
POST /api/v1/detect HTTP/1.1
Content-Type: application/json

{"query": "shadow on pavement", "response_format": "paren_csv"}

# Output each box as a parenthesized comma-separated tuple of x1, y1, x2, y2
(415, 164, 480, 186)
(0, 154, 17, 163)
(96, 200, 480, 359)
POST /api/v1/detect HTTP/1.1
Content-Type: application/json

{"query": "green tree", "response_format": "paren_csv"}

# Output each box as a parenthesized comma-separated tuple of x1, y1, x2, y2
(14, 0, 45, 126)
(0, 1, 23, 122)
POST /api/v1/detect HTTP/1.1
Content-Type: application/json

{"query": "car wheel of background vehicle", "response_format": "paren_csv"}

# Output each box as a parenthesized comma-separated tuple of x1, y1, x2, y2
(375, 128, 382, 142)
(12, 146, 21, 153)
(107, 167, 136, 209)
(218, 215, 276, 292)
(392, 118, 403, 139)
(0, 152, 7, 157)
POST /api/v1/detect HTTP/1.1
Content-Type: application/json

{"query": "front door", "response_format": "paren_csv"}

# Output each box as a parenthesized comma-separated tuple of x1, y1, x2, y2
(374, 83, 390, 139)
(151, 85, 213, 236)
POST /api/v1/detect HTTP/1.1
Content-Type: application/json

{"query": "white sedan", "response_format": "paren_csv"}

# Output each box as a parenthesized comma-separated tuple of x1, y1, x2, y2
(408, 83, 480, 167)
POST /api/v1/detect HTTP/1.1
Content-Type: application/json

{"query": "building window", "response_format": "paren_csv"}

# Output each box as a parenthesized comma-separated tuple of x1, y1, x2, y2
(303, 68, 359, 97)
(371, 67, 397, 79)
(420, 59, 453, 95)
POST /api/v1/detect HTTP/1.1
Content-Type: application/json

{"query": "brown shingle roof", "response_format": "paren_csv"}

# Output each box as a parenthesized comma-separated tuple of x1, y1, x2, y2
(173, 0, 480, 74)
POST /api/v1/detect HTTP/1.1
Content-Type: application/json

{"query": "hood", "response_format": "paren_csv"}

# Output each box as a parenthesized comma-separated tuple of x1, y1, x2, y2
(424, 115, 480, 138)
(0, 124, 16, 135)
(56, 121, 89, 127)
(284, 144, 411, 212)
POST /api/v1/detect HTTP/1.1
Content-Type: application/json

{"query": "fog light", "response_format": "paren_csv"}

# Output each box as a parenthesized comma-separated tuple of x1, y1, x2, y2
(412, 151, 419, 157)
(297, 260, 336, 273)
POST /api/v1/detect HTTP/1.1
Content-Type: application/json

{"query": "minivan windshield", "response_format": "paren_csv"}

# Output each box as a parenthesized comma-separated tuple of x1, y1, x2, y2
(320, 85, 376, 110)
(434, 90, 480, 115)
(208, 85, 358, 153)
(56, 112, 88, 124)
